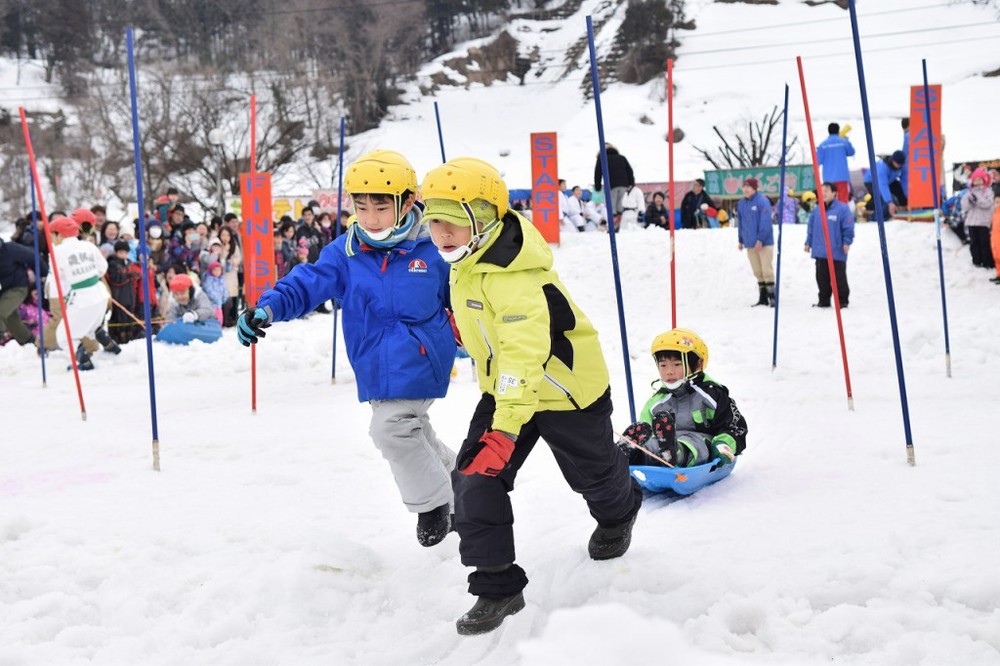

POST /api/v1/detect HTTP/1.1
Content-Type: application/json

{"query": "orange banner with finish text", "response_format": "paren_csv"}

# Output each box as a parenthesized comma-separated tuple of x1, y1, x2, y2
(240, 173, 276, 306)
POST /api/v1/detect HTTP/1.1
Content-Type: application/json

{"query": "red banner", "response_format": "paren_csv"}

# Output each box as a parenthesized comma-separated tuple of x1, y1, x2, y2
(908, 84, 943, 208)
(529, 132, 560, 244)
(240, 172, 276, 306)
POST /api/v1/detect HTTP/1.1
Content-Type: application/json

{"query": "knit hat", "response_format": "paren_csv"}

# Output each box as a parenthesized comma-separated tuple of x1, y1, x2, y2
(208, 261, 223, 273)
(743, 177, 759, 190)
(970, 167, 992, 187)
(890, 150, 906, 165)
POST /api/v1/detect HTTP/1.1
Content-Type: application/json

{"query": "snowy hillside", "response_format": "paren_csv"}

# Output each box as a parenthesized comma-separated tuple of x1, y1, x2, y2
(2, 220, 998, 665)
(298, 0, 1000, 192)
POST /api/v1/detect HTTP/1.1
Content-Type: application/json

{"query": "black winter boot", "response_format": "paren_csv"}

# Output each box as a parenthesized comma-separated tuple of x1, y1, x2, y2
(416, 504, 452, 547)
(765, 282, 776, 307)
(753, 282, 768, 307)
(95, 328, 122, 355)
(456, 592, 525, 635)
(588, 511, 638, 560)
(71, 344, 95, 371)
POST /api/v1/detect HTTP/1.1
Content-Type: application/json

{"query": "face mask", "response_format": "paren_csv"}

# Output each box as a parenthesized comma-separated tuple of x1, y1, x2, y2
(365, 226, 394, 242)
(321, 219, 331, 228)
(663, 378, 687, 391)
(149, 227, 162, 239)
(186, 233, 199, 243)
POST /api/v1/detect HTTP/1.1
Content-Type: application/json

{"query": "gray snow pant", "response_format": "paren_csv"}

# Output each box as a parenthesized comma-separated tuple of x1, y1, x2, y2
(369, 398, 456, 514)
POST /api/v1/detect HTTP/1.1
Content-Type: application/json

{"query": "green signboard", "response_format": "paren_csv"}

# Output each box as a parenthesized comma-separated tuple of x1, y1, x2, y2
(705, 165, 816, 198)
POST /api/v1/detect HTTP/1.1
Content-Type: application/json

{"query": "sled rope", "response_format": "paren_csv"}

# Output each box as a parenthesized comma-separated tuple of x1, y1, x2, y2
(615, 432, 676, 468)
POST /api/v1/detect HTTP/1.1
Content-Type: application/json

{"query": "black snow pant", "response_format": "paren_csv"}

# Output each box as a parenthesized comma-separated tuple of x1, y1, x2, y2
(815, 258, 849, 307)
(968, 226, 995, 268)
(453, 388, 642, 599)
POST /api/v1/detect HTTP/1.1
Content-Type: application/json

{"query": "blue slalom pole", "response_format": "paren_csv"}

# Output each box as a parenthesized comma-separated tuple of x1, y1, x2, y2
(772, 84, 790, 370)
(332, 116, 345, 383)
(29, 169, 47, 386)
(127, 27, 162, 471)
(847, 0, 915, 466)
(586, 15, 636, 422)
(921, 60, 951, 378)
(434, 101, 447, 163)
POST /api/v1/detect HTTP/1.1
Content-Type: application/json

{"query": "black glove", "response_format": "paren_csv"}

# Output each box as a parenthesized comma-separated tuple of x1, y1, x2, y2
(619, 421, 653, 454)
(651, 412, 674, 443)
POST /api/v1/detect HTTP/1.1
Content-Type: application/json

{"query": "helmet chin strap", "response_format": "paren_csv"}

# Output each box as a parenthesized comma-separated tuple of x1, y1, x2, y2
(361, 194, 409, 242)
(438, 203, 500, 264)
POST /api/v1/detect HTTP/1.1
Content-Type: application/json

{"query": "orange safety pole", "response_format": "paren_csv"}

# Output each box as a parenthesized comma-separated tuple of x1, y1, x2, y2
(250, 94, 258, 414)
(19, 107, 88, 420)
(796, 56, 854, 410)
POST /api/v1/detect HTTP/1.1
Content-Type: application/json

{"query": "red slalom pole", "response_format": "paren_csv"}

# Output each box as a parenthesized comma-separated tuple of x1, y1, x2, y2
(19, 107, 88, 420)
(796, 56, 854, 410)
(249, 93, 258, 415)
(666, 58, 677, 328)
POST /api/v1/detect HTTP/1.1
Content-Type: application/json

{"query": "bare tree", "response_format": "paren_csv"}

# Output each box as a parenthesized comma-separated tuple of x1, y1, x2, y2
(693, 106, 798, 169)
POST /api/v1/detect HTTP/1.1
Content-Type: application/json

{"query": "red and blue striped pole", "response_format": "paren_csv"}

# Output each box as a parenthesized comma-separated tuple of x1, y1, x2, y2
(587, 14, 636, 422)
(771, 83, 790, 370)
(127, 27, 161, 470)
(847, 0, 915, 465)
(921, 59, 951, 378)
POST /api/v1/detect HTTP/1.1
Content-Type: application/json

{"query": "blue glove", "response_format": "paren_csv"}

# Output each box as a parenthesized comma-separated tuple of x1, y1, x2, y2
(237, 307, 272, 346)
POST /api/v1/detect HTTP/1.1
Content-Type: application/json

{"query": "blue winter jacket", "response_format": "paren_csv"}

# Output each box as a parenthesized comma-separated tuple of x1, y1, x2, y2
(257, 219, 456, 402)
(737, 192, 774, 247)
(863, 160, 903, 209)
(806, 199, 854, 262)
(816, 135, 855, 183)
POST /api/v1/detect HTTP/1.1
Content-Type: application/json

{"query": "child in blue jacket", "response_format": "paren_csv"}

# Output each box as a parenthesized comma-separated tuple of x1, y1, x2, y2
(237, 150, 459, 547)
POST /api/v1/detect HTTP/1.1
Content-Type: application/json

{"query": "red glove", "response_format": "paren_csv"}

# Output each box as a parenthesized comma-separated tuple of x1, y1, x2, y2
(446, 308, 463, 347)
(457, 430, 516, 476)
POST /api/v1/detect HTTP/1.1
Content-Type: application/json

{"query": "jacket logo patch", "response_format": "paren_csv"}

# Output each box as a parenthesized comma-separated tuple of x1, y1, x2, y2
(502, 315, 527, 323)
(466, 299, 483, 310)
(407, 259, 428, 273)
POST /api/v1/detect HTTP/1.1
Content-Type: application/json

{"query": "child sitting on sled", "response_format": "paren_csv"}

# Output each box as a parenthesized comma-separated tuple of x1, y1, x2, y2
(619, 328, 748, 468)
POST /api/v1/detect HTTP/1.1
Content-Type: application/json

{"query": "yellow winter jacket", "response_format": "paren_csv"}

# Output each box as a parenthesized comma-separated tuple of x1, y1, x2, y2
(450, 212, 610, 435)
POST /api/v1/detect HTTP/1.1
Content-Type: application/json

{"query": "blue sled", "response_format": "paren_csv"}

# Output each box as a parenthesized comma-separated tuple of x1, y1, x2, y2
(630, 458, 736, 495)
(156, 321, 222, 345)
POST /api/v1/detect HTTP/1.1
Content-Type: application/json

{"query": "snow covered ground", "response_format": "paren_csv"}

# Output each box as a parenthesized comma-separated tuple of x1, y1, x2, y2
(3, 220, 999, 665)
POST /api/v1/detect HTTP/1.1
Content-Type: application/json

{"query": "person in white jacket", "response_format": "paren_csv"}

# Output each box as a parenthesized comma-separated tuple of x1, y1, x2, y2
(47, 215, 109, 370)
(564, 186, 589, 232)
(617, 185, 646, 231)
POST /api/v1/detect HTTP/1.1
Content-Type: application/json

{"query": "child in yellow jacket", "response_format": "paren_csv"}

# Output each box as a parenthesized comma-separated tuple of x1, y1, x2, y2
(421, 157, 642, 637)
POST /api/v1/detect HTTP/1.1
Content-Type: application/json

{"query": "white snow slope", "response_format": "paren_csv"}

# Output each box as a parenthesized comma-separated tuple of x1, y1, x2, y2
(2, 219, 999, 665)
(292, 0, 1000, 192)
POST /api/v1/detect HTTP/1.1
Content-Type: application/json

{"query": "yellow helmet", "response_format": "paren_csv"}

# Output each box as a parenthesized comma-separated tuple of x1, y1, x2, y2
(651, 327, 709, 373)
(343, 150, 417, 228)
(801, 191, 817, 203)
(717, 209, 729, 223)
(421, 157, 510, 219)
(343, 150, 417, 197)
